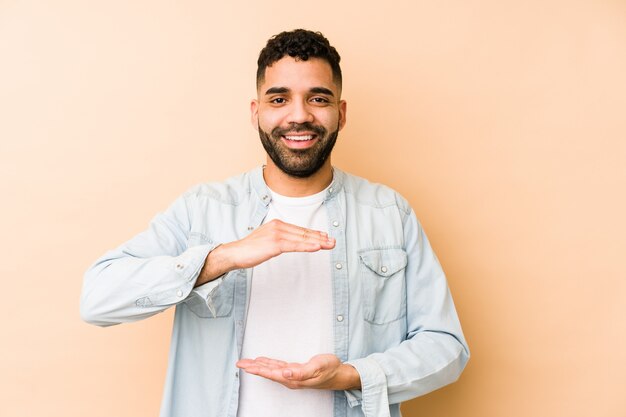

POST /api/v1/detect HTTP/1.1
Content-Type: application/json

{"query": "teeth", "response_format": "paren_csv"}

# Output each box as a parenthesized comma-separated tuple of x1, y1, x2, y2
(284, 135, 314, 141)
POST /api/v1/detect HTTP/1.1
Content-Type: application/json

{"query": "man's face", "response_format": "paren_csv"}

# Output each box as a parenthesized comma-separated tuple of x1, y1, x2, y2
(252, 57, 347, 178)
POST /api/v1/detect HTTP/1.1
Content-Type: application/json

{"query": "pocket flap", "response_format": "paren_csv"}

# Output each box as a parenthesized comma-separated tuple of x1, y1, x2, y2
(359, 248, 407, 277)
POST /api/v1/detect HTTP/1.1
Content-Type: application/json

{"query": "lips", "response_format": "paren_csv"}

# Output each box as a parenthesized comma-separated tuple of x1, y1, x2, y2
(283, 135, 314, 141)
(280, 133, 318, 149)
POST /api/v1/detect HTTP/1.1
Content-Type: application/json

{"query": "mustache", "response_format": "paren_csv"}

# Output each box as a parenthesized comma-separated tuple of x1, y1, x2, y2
(271, 122, 327, 138)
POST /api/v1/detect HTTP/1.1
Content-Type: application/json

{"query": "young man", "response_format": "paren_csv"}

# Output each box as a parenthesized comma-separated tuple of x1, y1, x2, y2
(81, 29, 469, 417)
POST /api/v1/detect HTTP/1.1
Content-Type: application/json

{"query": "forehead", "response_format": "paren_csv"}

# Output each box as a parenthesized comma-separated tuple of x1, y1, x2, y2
(259, 56, 337, 94)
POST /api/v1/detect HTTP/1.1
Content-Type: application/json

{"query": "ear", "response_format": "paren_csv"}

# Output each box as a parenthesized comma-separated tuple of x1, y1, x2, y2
(338, 100, 347, 131)
(250, 99, 259, 130)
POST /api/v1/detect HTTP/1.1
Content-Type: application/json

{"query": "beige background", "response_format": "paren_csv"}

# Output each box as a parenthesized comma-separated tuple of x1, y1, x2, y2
(1, 1, 625, 416)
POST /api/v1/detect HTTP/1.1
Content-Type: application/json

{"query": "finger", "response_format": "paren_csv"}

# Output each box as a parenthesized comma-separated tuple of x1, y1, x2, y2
(253, 358, 290, 370)
(238, 362, 317, 390)
(261, 223, 336, 254)
(237, 361, 281, 373)
(281, 227, 326, 241)
(277, 223, 331, 242)
(279, 229, 335, 248)
(237, 357, 291, 374)
(302, 229, 329, 241)
(255, 357, 289, 367)
(265, 220, 333, 246)
(278, 240, 322, 253)
(236, 359, 256, 368)
(304, 230, 336, 249)
(243, 365, 285, 381)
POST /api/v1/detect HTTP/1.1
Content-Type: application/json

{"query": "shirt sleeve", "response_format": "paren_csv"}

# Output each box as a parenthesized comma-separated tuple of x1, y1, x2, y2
(191, 276, 226, 318)
(344, 209, 470, 416)
(80, 191, 217, 326)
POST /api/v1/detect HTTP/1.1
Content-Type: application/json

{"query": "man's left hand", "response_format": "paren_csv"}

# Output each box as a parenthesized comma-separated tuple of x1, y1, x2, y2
(236, 353, 361, 391)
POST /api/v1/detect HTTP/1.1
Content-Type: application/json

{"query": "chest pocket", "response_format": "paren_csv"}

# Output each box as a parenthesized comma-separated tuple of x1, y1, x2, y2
(359, 248, 408, 324)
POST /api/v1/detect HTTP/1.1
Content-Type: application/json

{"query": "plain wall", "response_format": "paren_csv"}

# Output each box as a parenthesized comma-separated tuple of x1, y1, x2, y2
(1, 1, 625, 416)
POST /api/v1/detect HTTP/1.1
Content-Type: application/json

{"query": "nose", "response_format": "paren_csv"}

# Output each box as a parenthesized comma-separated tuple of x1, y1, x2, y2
(286, 99, 314, 124)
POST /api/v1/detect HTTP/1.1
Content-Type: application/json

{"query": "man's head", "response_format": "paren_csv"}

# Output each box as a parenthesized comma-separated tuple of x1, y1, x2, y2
(252, 30, 346, 179)
(256, 29, 342, 93)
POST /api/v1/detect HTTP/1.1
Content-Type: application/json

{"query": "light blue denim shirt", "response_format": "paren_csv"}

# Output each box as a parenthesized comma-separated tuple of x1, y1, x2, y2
(81, 167, 469, 417)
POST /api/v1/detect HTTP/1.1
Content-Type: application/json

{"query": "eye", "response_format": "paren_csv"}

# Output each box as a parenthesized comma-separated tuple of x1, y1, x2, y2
(311, 97, 329, 104)
(270, 97, 286, 104)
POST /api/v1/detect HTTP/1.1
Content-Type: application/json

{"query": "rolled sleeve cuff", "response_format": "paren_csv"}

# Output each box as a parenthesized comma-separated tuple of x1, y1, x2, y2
(191, 276, 225, 318)
(136, 244, 215, 308)
(344, 357, 390, 417)
(177, 244, 217, 282)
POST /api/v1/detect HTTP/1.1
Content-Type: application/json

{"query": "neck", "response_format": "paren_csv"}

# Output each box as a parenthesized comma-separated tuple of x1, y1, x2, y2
(263, 159, 333, 197)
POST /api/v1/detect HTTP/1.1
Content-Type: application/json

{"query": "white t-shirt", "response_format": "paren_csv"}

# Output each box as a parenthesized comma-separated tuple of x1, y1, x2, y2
(237, 186, 334, 417)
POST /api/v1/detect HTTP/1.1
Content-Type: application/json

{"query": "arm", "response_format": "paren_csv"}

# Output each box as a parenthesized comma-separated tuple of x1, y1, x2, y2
(345, 209, 470, 414)
(80, 193, 211, 326)
(80, 192, 335, 326)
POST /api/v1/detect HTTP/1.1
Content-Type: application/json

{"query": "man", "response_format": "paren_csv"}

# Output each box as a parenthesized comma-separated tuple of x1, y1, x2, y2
(81, 29, 469, 417)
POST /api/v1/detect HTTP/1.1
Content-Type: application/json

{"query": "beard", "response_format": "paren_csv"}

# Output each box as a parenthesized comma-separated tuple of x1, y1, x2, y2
(258, 122, 339, 178)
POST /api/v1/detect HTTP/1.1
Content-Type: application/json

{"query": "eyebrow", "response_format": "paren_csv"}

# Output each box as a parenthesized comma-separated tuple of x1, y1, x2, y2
(265, 87, 289, 95)
(264, 86, 335, 97)
(310, 87, 334, 97)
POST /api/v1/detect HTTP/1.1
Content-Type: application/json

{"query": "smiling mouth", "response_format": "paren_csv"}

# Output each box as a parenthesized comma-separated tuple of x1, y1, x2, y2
(282, 134, 316, 141)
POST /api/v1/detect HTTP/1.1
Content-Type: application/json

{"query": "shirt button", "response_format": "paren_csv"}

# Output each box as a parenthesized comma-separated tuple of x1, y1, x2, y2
(176, 290, 183, 297)
(176, 263, 184, 270)
(332, 220, 339, 227)
(335, 263, 342, 270)
(381, 266, 388, 273)
(337, 315, 344, 322)
(329, 187, 334, 194)
(262, 195, 269, 200)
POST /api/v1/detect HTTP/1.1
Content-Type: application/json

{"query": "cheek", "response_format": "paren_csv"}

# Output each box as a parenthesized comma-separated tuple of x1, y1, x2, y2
(257, 111, 283, 131)
(318, 112, 340, 129)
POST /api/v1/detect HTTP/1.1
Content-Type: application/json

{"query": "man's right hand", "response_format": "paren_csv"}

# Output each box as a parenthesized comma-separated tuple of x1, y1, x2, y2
(194, 219, 336, 287)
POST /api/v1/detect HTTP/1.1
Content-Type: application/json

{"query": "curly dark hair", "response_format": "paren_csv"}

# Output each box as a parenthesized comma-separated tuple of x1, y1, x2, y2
(256, 29, 342, 90)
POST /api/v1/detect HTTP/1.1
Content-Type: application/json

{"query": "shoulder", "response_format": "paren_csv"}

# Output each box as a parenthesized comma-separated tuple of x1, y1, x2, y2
(338, 169, 411, 216)
(181, 169, 258, 206)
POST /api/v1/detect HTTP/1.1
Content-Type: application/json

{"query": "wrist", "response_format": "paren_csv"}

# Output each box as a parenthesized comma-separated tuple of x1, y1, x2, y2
(195, 244, 234, 287)
(339, 363, 361, 390)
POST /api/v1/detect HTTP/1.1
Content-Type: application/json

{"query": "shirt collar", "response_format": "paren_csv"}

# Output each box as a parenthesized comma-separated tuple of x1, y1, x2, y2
(250, 166, 345, 206)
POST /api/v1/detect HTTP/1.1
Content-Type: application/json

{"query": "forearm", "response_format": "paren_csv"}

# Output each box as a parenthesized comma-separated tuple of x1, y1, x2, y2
(357, 331, 468, 403)
(80, 192, 217, 326)
(81, 244, 214, 326)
